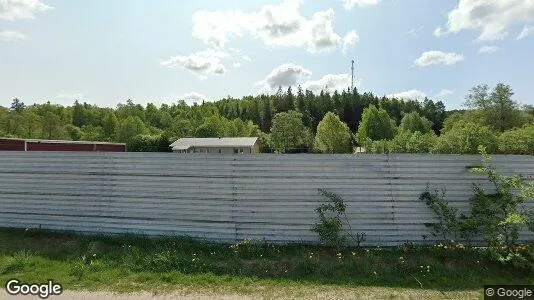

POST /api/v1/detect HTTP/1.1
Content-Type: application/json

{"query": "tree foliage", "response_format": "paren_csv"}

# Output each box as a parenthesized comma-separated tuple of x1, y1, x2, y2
(270, 110, 308, 153)
(128, 134, 172, 152)
(1, 82, 531, 154)
(356, 105, 396, 144)
(465, 83, 523, 132)
(399, 111, 433, 134)
(433, 121, 498, 154)
(314, 112, 352, 154)
(498, 124, 534, 155)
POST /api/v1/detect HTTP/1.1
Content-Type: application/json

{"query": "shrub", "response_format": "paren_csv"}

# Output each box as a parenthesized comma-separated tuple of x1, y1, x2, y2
(498, 124, 534, 155)
(468, 146, 534, 248)
(421, 147, 534, 268)
(365, 131, 437, 154)
(399, 112, 433, 134)
(127, 134, 171, 152)
(312, 189, 365, 248)
(432, 121, 498, 154)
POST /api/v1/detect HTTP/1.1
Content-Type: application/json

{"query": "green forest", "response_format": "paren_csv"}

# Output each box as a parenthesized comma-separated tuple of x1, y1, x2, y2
(1, 83, 533, 154)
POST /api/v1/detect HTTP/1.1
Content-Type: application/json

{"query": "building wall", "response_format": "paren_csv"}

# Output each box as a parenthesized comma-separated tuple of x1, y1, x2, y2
(175, 146, 255, 154)
(0, 138, 24, 151)
(0, 138, 125, 152)
(1, 152, 533, 245)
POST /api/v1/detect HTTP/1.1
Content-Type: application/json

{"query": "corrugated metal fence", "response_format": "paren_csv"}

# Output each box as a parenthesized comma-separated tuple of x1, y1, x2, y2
(1, 152, 533, 245)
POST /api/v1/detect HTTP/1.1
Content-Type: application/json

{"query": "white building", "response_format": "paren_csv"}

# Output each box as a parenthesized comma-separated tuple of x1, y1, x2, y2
(170, 137, 260, 154)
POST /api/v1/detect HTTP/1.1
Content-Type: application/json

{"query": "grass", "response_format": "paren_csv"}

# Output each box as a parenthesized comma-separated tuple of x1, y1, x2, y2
(0, 228, 532, 298)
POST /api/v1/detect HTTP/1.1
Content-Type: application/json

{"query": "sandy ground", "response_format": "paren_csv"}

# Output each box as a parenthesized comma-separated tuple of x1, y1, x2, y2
(0, 287, 482, 300)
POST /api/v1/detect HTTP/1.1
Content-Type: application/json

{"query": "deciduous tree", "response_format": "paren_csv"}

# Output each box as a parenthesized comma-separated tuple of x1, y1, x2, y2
(314, 112, 352, 153)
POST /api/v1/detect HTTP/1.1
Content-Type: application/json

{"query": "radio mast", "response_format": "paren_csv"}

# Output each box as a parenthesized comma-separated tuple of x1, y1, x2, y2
(351, 60, 355, 91)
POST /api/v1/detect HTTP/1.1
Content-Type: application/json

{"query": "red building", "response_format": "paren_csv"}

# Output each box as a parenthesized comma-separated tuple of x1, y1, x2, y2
(0, 137, 126, 152)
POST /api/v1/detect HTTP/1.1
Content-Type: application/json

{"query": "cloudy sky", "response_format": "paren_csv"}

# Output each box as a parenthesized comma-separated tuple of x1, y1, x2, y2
(1, 0, 533, 109)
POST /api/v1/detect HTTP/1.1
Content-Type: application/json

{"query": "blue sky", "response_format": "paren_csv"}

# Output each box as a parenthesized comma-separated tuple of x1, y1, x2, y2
(1, 0, 533, 110)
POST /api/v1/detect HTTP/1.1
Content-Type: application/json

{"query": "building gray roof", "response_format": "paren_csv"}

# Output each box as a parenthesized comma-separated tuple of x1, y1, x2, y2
(170, 137, 259, 151)
(0, 137, 125, 146)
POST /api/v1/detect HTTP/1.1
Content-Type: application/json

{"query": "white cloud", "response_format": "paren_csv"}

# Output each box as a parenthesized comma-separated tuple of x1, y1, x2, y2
(433, 27, 444, 37)
(256, 63, 312, 93)
(256, 63, 358, 94)
(192, 0, 357, 53)
(54, 92, 89, 105)
(435, 0, 534, 41)
(408, 26, 424, 38)
(232, 62, 242, 68)
(180, 92, 209, 105)
(387, 90, 427, 101)
(0, 0, 51, 21)
(342, 30, 359, 55)
(478, 45, 499, 53)
(435, 89, 454, 98)
(342, 0, 380, 10)
(160, 49, 229, 79)
(0, 30, 26, 41)
(517, 25, 534, 40)
(56, 92, 86, 100)
(242, 55, 252, 62)
(415, 51, 464, 67)
(302, 74, 355, 94)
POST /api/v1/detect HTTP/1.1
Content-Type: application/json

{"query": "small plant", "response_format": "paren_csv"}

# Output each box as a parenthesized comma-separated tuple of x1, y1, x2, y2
(312, 188, 366, 248)
(420, 187, 460, 241)
(419, 187, 476, 243)
(469, 146, 534, 249)
(70, 254, 100, 279)
(0, 251, 33, 274)
(421, 146, 534, 269)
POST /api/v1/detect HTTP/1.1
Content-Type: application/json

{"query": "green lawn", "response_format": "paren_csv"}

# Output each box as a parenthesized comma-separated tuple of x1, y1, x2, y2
(0, 228, 532, 298)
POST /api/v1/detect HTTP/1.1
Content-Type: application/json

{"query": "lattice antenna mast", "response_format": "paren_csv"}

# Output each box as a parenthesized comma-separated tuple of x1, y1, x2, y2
(351, 59, 355, 91)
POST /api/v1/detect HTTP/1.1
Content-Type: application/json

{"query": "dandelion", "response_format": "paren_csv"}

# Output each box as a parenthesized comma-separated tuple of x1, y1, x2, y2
(352, 252, 356, 256)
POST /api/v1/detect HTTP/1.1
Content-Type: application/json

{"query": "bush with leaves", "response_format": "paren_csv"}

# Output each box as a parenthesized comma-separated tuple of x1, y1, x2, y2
(421, 146, 534, 268)
(365, 130, 437, 154)
(432, 121, 498, 154)
(312, 189, 365, 248)
(127, 134, 171, 152)
(419, 187, 477, 243)
(469, 146, 534, 248)
(498, 124, 534, 155)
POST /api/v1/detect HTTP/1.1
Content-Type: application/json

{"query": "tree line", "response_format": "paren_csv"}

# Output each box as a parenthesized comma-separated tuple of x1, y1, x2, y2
(1, 83, 532, 154)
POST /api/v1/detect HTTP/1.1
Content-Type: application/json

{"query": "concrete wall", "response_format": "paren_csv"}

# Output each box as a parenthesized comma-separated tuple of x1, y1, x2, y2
(0, 152, 533, 245)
